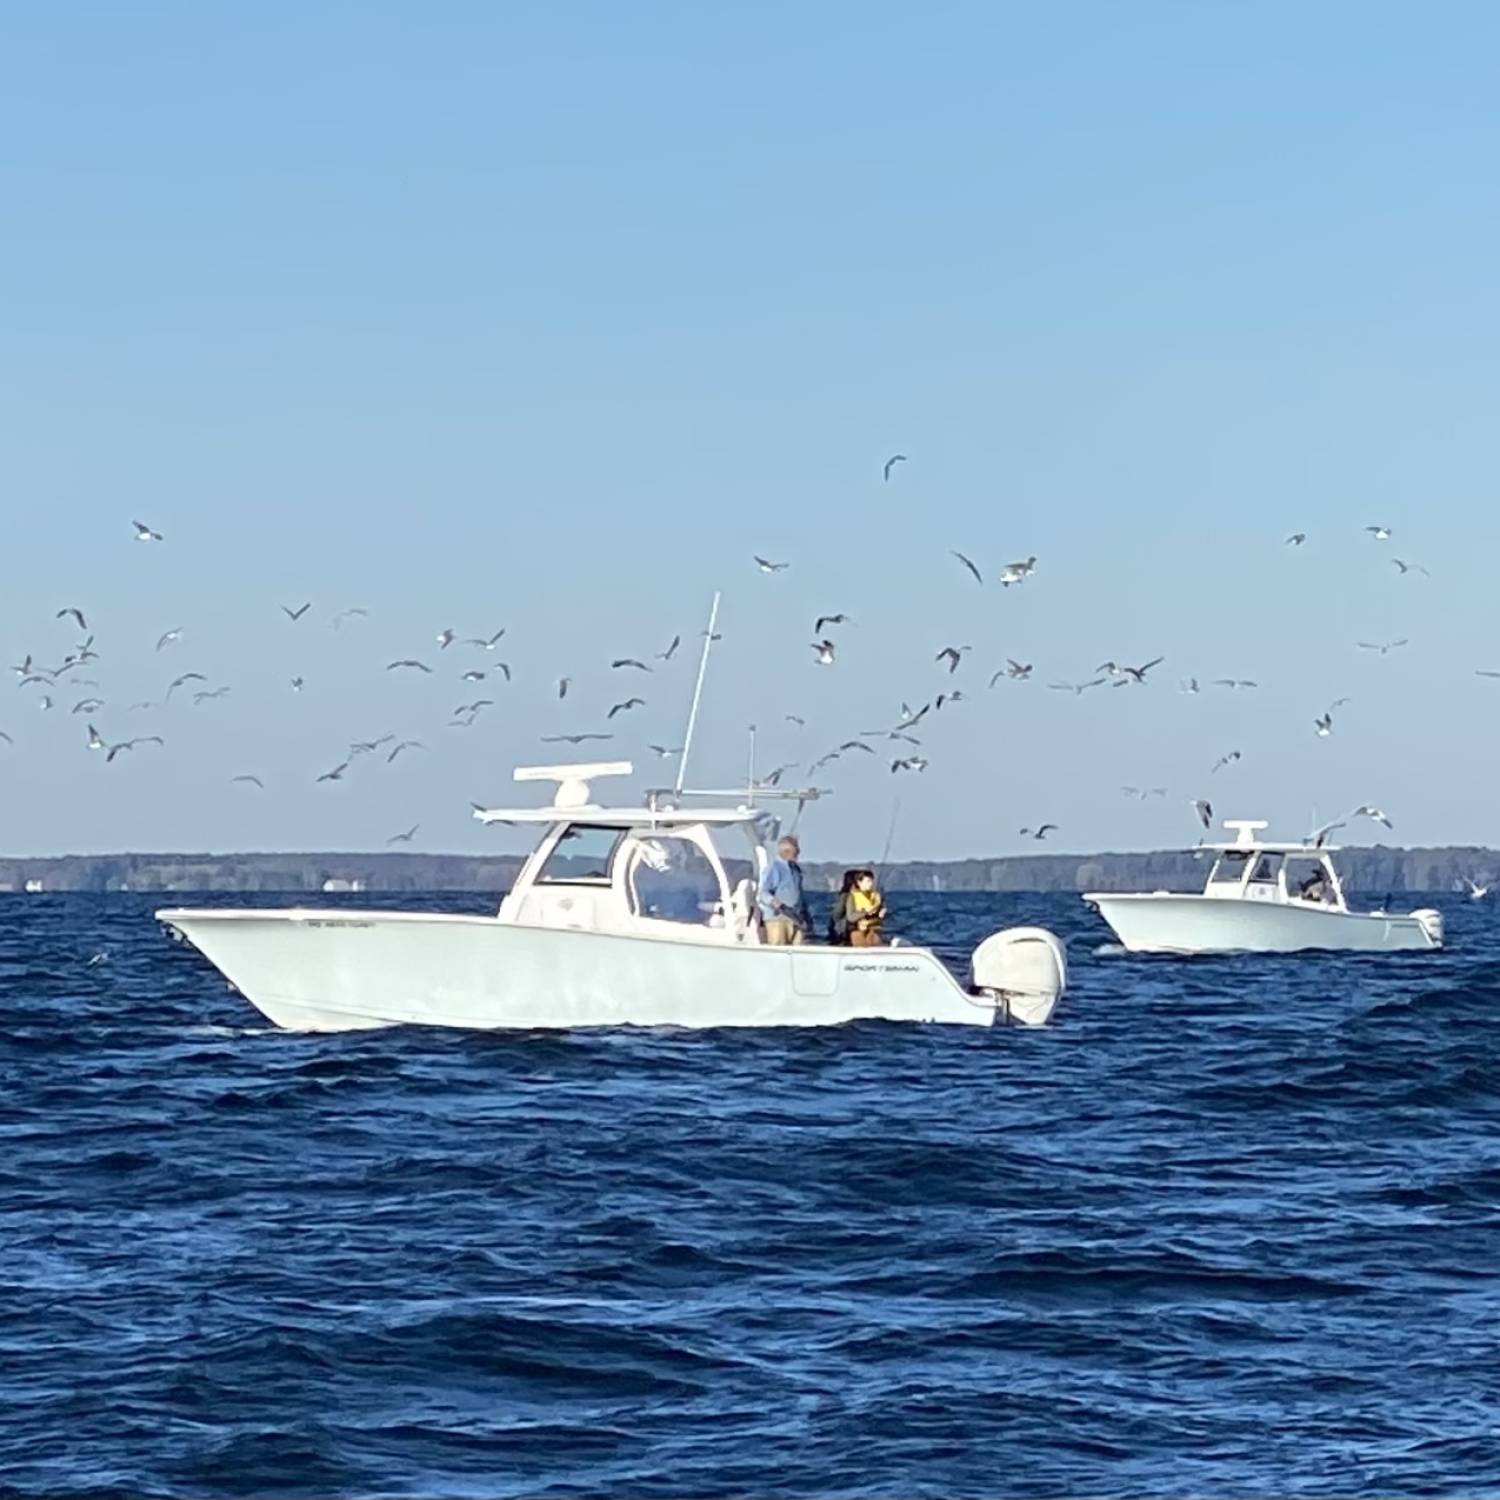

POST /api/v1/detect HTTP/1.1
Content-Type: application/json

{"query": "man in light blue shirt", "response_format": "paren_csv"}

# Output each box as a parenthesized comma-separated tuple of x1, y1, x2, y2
(758, 835, 810, 945)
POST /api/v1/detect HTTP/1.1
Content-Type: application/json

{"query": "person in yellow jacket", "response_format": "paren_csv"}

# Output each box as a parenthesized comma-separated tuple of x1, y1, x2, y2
(844, 868, 888, 947)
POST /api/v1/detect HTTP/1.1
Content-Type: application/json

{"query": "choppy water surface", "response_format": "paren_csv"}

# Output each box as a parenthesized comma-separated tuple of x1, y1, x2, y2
(2, 890, 1498, 1497)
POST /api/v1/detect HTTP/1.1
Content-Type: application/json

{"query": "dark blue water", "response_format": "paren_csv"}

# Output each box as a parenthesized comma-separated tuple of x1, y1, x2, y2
(3, 891, 1498, 1497)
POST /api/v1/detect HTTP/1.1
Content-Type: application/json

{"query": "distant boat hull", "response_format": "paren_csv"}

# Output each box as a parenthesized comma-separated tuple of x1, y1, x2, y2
(157, 908, 1065, 1030)
(1083, 893, 1442, 954)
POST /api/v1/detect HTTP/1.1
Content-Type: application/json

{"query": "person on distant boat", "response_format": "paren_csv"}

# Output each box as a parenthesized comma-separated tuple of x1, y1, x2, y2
(759, 835, 810, 945)
(1298, 869, 1330, 903)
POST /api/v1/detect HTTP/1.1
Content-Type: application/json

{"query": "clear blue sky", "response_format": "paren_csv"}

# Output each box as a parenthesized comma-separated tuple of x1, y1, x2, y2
(3, 2, 1498, 861)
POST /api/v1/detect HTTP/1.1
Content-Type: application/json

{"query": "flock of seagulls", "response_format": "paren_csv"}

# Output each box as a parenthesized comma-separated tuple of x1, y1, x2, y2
(3, 499, 1496, 888)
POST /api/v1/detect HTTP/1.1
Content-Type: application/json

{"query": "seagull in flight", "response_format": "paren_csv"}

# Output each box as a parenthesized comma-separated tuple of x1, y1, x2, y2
(1390, 558, 1429, 576)
(460, 669, 487, 682)
(386, 659, 433, 673)
(466, 629, 506, 650)
(1285, 532, 1306, 546)
(1049, 678, 1105, 695)
(1467, 879, 1491, 901)
(1308, 818, 1346, 848)
(56, 607, 88, 631)
(950, 550, 982, 585)
(1357, 638, 1407, 655)
(935, 645, 970, 674)
(1211, 750, 1242, 774)
(86, 723, 105, 751)
(1020, 824, 1058, 840)
(316, 761, 350, 783)
(991, 661, 1032, 685)
(349, 734, 395, 758)
(754, 556, 789, 573)
(657, 635, 681, 662)
(1314, 712, 1333, 737)
(611, 658, 651, 672)
(883, 454, 907, 482)
(165, 672, 206, 700)
(557, 677, 571, 699)
(1192, 798, 1213, 830)
(193, 687, 230, 704)
(1352, 804, 1393, 830)
(891, 755, 928, 773)
(1211, 678, 1258, 690)
(1364, 525, 1392, 540)
(1109, 656, 1164, 685)
(542, 732, 614, 744)
(436, 628, 456, 649)
(813, 613, 852, 633)
(387, 740, 424, 762)
(607, 697, 646, 719)
(290, 676, 305, 692)
(386, 825, 419, 844)
(1122, 786, 1167, 799)
(106, 735, 164, 764)
(155, 627, 182, 652)
(132, 520, 163, 543)
(811, 640, 836, 666)
(1000, 556, 1037, 587)
(231, 774, 265, 789)
(332, 607, 368, 629)
(647, 744, 683, 758)
(282, 603, 311, 621)
(70, 698, 105, 715)
(1477, 669, 1500, 679)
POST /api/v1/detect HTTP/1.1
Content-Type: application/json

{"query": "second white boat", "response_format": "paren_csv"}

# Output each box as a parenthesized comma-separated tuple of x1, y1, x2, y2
(1084, 820, 1443, 955)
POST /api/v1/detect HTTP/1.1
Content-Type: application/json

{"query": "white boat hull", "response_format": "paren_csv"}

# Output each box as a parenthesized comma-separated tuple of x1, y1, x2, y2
(1084, 893, 1442, 955)
(158, 908, 1064, 1030)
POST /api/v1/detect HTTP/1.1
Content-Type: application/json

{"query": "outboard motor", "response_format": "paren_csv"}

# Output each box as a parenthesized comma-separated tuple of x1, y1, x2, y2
(1412, 908, 1444, 948)
(971, 927, 1067, 1026)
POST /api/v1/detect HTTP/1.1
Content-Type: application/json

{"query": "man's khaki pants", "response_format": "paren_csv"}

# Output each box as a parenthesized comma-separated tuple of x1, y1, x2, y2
(764, 917, 804, 946)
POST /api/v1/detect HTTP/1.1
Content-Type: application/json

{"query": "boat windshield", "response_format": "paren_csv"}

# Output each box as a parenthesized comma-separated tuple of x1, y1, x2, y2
(1210, 850, 1251, 885)
(536, 824, 623, 884)
(1249, 852, 1283, 885)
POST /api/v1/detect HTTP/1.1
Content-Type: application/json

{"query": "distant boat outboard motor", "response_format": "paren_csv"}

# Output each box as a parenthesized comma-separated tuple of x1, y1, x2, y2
(970, 927, 1067, 1026)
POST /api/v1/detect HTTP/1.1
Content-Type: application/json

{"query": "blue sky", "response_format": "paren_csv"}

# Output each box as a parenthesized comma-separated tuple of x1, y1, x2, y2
(3, 2, 1498, 861)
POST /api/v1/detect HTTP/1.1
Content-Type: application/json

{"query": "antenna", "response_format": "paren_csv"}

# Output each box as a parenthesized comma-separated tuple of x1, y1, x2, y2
(876, 796, 901, 876)
(746, 722, 757, 803)
(675, 590, 720, 796)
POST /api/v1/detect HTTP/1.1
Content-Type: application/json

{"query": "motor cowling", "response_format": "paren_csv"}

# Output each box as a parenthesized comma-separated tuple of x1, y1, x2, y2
(1412, 908, 1444, 947)
(971, 926, 1067, 1026)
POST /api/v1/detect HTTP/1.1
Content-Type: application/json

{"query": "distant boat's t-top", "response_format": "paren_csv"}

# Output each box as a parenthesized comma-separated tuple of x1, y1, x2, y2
(158, 760, 1067, 1031)
(1084, 820, 1442, 955)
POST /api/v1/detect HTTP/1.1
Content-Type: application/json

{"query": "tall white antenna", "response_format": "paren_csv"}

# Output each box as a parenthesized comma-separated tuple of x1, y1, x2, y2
(675, 591, 720, 796)
(746, 722, 757, 803)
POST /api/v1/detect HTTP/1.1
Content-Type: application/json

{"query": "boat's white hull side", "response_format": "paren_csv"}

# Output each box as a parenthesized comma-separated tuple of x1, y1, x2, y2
(1084, 893, 1441, 954)
(157, 909, 1049, 1030)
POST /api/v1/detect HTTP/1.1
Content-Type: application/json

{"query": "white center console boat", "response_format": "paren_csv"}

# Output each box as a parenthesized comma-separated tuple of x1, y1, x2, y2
(159, 762, 1068, 1030)
(1084, 820, 1442, 955)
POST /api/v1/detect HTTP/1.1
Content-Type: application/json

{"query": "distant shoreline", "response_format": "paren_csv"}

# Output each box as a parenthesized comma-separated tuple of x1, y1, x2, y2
(0, 846, 1494, 894)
